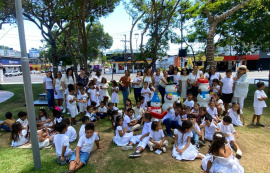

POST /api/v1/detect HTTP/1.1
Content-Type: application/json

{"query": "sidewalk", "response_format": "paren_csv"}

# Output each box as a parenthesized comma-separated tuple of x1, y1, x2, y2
(0, 90, 14, 103)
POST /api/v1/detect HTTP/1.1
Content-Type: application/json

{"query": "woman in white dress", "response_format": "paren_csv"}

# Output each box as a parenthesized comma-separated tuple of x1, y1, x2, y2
(180, 67, 189, 101)
(143, 68, 155, 88)
(113, 116, 133, 146)
(172, 120, 203, 161)
(187, 65, 204, 101)
(99, 77, 110, 101)
(201, 132, 244, 173)
(53, 72, 64, 108)
(232, 65, 249, 110)
(92, 70, 102, 89)
(205, 66, 222, 86)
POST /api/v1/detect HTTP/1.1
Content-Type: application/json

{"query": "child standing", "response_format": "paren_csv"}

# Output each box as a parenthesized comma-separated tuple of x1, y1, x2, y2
(184, 93, 195, 109)
(16, 111, 28, 129)
(77, 87, 88, 119)
(88, 82, 100, 107)
(113, 116, 134, 146)
(67, 85, 78, 125)
(0, 112, 15, 132)
(251, 82, 268, 127)
(214, 93, 224, 117)
(10, 122, 29, 147)
(99, 77, 110, 101)
(201, 132, 244, 173)
(67, 123, 102, 172)
(122, 113, 153, 157)
(111, 80, 119, 107)
(217, 116, 242, 158)
(141, 81, 151, 107)
(199, 115, 219, 145)
(54, 122, 72, 165)
(63, 118, 77, 143)
(220, 69, 234, 114)
(172, 120, 203, 161)
(149, 83, 156, 100)
(187, 114, 201, 149)
(207, 100, 220, 122)
(79, 116, 90, 138)
(226, 103, 244, 126)
(148, 121, 168, 152)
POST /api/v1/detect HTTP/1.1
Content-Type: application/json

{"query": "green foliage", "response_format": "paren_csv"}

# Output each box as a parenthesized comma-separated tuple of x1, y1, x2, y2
(0, 0, 16, 26)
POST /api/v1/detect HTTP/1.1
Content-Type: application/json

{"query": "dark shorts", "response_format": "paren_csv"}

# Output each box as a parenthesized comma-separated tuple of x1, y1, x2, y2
(222, 93, 233, 103)
(187, 86, 199, 97)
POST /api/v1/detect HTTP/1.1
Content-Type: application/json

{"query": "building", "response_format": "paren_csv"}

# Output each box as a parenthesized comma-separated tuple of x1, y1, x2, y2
(257, 51, 270, 70)
(0, 48, 22, 72)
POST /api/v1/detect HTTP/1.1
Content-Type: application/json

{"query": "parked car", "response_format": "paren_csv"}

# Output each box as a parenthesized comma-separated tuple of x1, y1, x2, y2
(31, 70, 41, 74)
(4, 71, 21, 77)
(19, 71, 23, 75)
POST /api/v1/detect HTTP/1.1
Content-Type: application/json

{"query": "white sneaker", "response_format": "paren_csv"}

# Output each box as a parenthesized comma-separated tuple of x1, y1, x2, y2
(62, 109, 66, 113)
(236, 150, 242, 156)
(161, 147, 166, 153)
(149, 146, 153, 151)
(122, 145, 133, 150)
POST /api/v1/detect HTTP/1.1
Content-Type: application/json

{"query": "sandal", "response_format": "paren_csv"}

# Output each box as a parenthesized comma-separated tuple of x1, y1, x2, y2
(250, 122, 255, 126)
(256, 123, 265, 127)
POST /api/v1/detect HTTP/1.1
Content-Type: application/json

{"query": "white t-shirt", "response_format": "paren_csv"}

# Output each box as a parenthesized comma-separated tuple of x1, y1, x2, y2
(193, 123, 201, 133)
(85, 112, 96, 121)
(213, 85, 220, 93)
(65, 126, 77, 142)
(217, 122, 236, 136)
(11, 129, 29, 147)
(53, 134, 72, 157)
(79, 124, 86, 138)
(141, 122, 152, 136)
(77, 132, 99, 154)
(216, 99, 224, 110)
(123, 115, 131, 132)
(16, 118, 28, 128)
(189, 71, 203, 83)
(94, 76, 102, 87)
(172, 114, 182, 126)
(115, 126, 124, 137)
(154, 74, 163, 87)
(133, 77, 143, 88)
(67, 95, 76, 106)
(134, 107, 144, 117)
(220, 76, 234, 94)
(172, 75, 181, 85)
(201, 121, 217, 135)
(207, 107, 218, 118)
(141, 101, 148, 111)
(253, 90, 267, 107)
(174, 129, 193, 144)
(149, 129, 164, 141)
(205, 72, 220, 86)
(141, 88, 151, 102)
(98, 106, 107, 113)
(162, 108, 175, 122)
(61, 75, 75, 87)
(184, 100, 194, 109)
(43, 77, 53, 89)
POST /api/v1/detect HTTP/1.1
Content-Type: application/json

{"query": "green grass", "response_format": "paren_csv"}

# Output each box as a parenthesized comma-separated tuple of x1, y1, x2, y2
(0, 84, 270, 173)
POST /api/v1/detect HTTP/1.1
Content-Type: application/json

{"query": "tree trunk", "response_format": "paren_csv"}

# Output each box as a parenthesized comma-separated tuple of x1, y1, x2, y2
(206, 22, 217, 66)
(50, 36, 58, 78)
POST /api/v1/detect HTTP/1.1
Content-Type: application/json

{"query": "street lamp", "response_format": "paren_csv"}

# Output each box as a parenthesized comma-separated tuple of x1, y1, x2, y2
(134, 33, 139, 52)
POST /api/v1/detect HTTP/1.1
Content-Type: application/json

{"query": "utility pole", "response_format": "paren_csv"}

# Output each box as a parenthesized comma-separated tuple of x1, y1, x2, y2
(121, 34, 130, 70)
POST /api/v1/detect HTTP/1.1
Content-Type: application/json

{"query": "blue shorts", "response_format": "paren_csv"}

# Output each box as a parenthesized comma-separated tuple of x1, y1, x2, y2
(69, 151, 90, 165)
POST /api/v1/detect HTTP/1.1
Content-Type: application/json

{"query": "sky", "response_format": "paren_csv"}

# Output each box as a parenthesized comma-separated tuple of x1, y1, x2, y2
(0, 2, 193, 56)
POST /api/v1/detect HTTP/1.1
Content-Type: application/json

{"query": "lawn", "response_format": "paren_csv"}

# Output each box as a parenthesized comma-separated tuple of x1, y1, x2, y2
(0, 84, 270, 173)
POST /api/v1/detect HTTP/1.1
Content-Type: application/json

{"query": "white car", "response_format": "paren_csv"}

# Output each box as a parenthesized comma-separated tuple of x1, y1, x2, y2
(4, 71, 21, 77)
(31, 70, 41, 74)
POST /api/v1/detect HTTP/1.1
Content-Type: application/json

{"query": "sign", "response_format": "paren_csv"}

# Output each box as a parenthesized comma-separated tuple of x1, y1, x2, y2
(214, 56, 224, 61)
(1, 59, 21, 65)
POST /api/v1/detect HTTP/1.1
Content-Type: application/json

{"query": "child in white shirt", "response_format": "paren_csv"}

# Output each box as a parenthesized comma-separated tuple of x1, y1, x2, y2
(16, 111, 29, 129)
(149, 83, 156, 100)
(139, 96, 148, 111)
(214, 93, 224, 117)
(11, 122, 29, 147)
(226, 103, 244, 126)
(97, 101, 108, 119)
(184, 93, 195, 109)
(111, 80, 119, 107)
(113, 116, 134, 146)
(251, 82, 268, 127)
(54, 122, 72, 165)
(85, 106, 101, 125)
(207, 100, 220, 122)
(133, 101, 145, 121)
(188, 114, 201, 149)
(148, 121, 168, 152)
(199, 115, 219, 145)
(87, 82, 100, 107)
(141, 81, 151, 106)
(67, 85, 78, 125)
(212, 79, 220, 94)
(77, 87, 88, 118)
(63, 118, 77, 143)
(220, 69, 234, 113)
(79, 116, 90, 138)
(123, 108, 141, 132)
(191, 103, 200, 118)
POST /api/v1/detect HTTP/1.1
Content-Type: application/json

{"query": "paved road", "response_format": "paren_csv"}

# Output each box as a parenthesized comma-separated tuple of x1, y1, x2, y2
(0, 70, 269, 86)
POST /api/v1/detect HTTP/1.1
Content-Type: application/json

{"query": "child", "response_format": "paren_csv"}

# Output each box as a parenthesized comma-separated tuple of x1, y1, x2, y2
(85, 106, 101, 124)
(63, 84, 73, 114)
(16, 111, 28, 129)
(123, 108, 140, 132)
(149, 83, 156, 100)
(213, 93, 224, 117)
(201, 132, 244, 173)
(251, 82, 268, 127)
(148, 121, 168, 152)
(197, 107, 208, 125)
(52, 106, 64, 125)
(97, 101, 107, 119)
(226, 102, 244, 126)
(67, 123, 102, 172)
(79, 116, 90, 138)
(37, 123, 51, 148)
(10, 122, 29, 147)
(134, 101, 145, 122)
(141, 81, 151, 107)
(37, 108, 50, 123)
(54, 122, 72, 165)
(0, 112, 15, 132)
(111, 80, 119, 107)
(77, 87, 88, 119)
(107, 103, 119, 127)
(199, 115, 218, 145)
(220, 69, 234, 113)
(103, 96, 109, 107)
(124, 98, 133, 114)
(207, 100, 220, 122)
(63, 118, 77, 143)
(122, 113, 153, 157)
(139, 96, 148, 111)
(187, 114, 201, 149)
(67, 85, 79, 125)
(191, 103, 200, 118)
(184, 92, 195, 109)
(217, 116, 242, 158)
(99, 77, 110, 101)
(181, 107, 190, 121)
(113, 116, 134, 146)
(172, 120, 204, 161)
(212, 79, 220, 94)
(88, 81, 100, 107)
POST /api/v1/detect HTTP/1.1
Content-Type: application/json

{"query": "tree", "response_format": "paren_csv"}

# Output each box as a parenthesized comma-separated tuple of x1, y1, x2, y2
(0, 0, 16, 28)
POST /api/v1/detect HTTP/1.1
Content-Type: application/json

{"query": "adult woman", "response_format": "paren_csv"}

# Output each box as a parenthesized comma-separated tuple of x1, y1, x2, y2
(232, 65, 249, 110)
(205, 66, 222, 86)
(76, 68, 89, 88)
(187, 65, 204, 100)
(172, 67, 181, 95)
(53, 71, 63, 108)
(43, 71, 54, 109)
(143, 68, 155, 87)
(92, 70, 102, 89)
(159, 70, 169, 104)
(168, 65, 174, 75)
(132, 71, 143, 102)
(179, 67, 189, 101)
(154, 68, 163, 91)
(119, 70, 131, 106)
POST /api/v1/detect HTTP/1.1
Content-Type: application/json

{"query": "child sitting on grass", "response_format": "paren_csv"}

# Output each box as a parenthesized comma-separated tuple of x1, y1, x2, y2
(184, 92, 195, 109)
(37, 123, 52, 148)
(79, 116, 90, 138)
(97, 101, 107, 119)
(16, 111, 28, 129)
(123, 108, 140, 132)
(213, 93, 224, 117)
(207, 100, 220, 122)
(113, 116, 134, 146)
(63, 118, 77, 143)
(148, 121, 168, 153)
(54, 122, 72, 165)
(67, 123, 102, 172)
(226, 102, 244, 126)
(199, 114, 219, 146)
(187, 114, 201, 149)
(191, 103, 200, 118)
(122, 113, 152, 158)
(0, 112, 15, 132)
(10, 122, 29, 147)
(85, 106, 101, 125)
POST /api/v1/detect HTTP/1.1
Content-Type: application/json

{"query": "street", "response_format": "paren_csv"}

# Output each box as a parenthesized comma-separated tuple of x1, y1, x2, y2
(0, 70, 269, 86)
